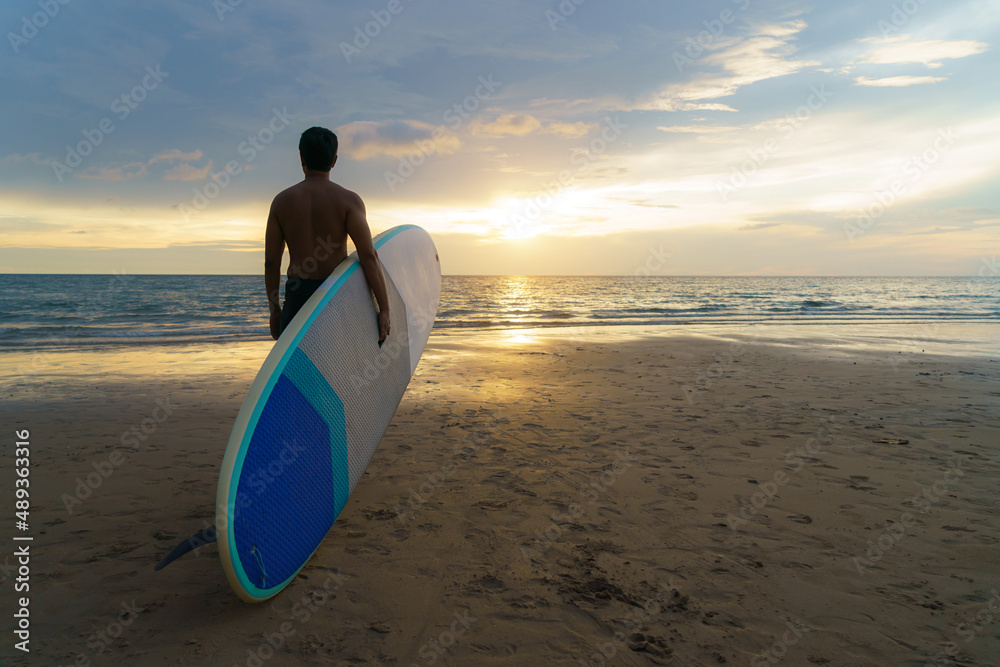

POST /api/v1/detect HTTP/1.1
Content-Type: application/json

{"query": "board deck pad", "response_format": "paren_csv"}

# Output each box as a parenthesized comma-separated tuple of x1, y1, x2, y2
(157, 225, 440, 602)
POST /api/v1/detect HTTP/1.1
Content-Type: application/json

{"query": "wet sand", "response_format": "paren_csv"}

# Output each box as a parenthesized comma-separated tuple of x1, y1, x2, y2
(1, 324, 998, 666)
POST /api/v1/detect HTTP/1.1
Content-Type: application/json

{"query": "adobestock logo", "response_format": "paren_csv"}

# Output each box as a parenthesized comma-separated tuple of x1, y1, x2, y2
(50, 65, 169, 183)
(177, 107, 296, 221)
(340, 0, 416, 63)
(7, 0, 72, 54)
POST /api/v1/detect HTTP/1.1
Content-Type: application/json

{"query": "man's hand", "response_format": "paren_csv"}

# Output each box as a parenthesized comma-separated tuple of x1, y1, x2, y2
(270, 310, 282, 341)
(378, 309, 390, 345)
(347, 197, 392, 348)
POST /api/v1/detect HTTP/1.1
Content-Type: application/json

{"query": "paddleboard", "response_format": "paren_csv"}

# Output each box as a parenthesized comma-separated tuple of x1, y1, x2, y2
(156, 224, 440, 602)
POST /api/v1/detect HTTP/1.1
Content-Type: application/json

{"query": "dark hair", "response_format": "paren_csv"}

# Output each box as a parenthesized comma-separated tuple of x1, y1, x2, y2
(299, 127, 338, 171)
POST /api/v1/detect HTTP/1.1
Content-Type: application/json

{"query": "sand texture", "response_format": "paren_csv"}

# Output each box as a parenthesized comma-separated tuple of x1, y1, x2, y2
(1, 326, 998, 666)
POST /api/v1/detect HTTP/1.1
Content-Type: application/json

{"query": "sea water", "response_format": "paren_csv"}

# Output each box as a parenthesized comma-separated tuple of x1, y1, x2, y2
(0, 275, 997, 349)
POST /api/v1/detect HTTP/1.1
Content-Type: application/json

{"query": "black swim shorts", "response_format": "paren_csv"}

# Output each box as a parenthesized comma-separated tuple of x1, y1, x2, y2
(279, 277, 326, 334)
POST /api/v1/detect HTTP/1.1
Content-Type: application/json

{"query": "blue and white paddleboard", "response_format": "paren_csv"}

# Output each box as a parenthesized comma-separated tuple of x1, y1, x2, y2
(156, 225, 440, 602)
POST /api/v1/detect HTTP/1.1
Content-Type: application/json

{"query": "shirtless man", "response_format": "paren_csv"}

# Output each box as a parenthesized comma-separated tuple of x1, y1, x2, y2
(264, 126, 390, 343)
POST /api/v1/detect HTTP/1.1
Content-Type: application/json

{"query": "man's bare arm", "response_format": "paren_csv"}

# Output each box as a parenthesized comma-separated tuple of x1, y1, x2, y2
(264, 200, 285, 340)
(345, 196, 391, 343)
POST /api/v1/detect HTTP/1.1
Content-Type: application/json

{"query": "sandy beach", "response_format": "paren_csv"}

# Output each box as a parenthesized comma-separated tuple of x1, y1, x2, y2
(1, 324, 998, 666)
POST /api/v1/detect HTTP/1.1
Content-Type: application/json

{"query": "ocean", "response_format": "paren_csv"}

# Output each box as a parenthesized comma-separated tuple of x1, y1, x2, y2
(0, 275, 997, 349)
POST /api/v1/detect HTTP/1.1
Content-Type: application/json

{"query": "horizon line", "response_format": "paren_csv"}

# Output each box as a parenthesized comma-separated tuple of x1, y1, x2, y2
(0, 273, 995, 278)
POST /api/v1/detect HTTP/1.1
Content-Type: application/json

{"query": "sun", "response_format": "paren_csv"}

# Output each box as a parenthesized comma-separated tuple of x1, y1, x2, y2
(502, 221, 543, 241)
(491, 190, 587, 240)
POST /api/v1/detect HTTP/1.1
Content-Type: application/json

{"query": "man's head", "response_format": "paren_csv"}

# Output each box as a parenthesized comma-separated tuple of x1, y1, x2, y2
(299, 127, 338, 172)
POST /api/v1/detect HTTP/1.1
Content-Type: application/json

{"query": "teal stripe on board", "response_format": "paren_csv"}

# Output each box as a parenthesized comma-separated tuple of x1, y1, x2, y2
(282, 348, 350, 512)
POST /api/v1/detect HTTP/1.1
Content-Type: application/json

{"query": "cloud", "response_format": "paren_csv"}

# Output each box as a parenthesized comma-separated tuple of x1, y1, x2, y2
(152, 149, 204, 163)
(163, 161, 214, 181)
(656, 125, 740, 134)
(698, 22, 821, 94)
(626, 198, 680, 209)
(754, 22, 810, 38)
(0, 152, 50, 167)
(854, 75, 946, 87)
(636, 21, 820, 110)
(473, 113, 542, 137)
(634, 97, 740, 112)
(543, 121, 594, 138)
(471, 114, 595, 138)
(739, 222, 784, 231)
(69, 148, 210, 181)
(337, 120, 461, 159)
(857, 36, 988, 69)
(77, 163, 148, 181)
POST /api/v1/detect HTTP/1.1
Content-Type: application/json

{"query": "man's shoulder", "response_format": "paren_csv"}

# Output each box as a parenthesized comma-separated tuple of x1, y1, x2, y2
(271, 182, 302, 205)
(271, 179, 363, 210)
(328, 180, 362, 200)
(328, 182, 365, 212)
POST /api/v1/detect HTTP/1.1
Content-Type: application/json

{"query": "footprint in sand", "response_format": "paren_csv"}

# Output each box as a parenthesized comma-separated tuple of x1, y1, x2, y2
(627, 633, 672, 659)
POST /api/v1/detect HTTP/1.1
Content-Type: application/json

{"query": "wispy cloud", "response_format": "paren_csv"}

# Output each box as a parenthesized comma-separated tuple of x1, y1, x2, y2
(739, 222, 784, 231)
(472, 113, 541, 137)
(71, 149, 209, 182)
(542, 120, 594, 138)
(0, 152, 50, 167)
(337, 120, 461, 160)
(635, 20, 820, 110)
(856, 36, 988, 69)
(471, 114, 595, 138)
(153, 149, 204, 163)
(77, 163, 149, 181)
(163, 162, 213, 181)
(656, 125, 740, 134)
(855, 75, 946, 87)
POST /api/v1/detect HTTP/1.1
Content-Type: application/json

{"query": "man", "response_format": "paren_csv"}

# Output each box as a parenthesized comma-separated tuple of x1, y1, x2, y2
(264, 126, 390, 343)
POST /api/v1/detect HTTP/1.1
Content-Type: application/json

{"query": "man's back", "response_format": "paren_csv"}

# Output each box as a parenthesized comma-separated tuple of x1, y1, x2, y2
(272, 179, 359, 280)
(265, 125, 390, 342)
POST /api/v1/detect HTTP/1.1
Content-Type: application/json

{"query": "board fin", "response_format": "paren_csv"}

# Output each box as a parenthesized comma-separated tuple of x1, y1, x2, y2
(154, 525, 218, 571)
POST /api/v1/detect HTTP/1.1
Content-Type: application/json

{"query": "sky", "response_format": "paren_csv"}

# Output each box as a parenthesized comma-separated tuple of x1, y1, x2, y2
(1, 0, 998, 275)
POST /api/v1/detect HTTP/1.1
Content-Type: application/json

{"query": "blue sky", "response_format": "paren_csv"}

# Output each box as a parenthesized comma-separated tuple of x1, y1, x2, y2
(1, 0, 997, 275)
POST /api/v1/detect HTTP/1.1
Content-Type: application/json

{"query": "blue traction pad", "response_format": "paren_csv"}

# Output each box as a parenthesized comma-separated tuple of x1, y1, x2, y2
(233, 348, 349, 591)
